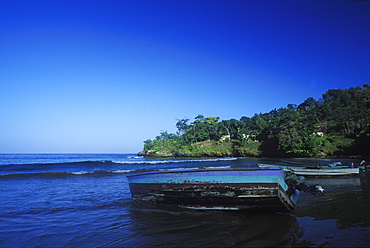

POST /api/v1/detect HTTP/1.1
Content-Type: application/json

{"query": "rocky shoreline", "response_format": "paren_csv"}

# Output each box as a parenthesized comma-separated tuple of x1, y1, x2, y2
(138, 150, 369, 160)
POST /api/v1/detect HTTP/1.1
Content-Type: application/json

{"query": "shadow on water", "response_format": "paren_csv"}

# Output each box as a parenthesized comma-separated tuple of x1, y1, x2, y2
(109, 201, 304, 247)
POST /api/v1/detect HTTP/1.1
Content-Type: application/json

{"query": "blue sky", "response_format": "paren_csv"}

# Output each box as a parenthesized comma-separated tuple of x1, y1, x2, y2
(1, 0, 369, 153)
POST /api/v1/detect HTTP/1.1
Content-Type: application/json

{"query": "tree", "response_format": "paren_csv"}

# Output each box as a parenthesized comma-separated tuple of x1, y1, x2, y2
(176, 115, 221, 144)
(142, 85, 370, 157)
(191, 115, 220, 142)
(220, 119, 246, 140)
(322, 86, 370, 134)
(143, 139, 154, 152)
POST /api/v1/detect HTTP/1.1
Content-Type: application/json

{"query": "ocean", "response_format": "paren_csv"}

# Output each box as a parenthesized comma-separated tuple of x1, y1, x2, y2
(1, 154, 370, 247)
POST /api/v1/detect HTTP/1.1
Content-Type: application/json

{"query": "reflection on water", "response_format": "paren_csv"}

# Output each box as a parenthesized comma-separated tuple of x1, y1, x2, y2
(297, 174, 370, 227)
(293, 173, 370, 247)
(299, 190, 370, 228)
(117, 203, 303, 247)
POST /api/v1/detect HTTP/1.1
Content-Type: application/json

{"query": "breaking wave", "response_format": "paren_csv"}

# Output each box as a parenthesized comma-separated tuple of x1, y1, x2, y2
(0, 169, 138, 178)
(112, 157, 238, 165)
(0, 157, 239, 179)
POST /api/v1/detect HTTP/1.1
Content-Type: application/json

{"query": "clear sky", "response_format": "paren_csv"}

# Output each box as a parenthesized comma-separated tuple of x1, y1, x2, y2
(0, 0, 369, 153)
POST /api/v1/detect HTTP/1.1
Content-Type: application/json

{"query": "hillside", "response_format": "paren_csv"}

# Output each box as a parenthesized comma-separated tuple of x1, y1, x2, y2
(140, 85, 370, 157)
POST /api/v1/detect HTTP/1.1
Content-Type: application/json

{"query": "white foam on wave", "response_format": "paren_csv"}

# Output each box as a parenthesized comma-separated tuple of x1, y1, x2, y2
(70, 169, 135, 175)
(158, 167, 200, 171)
(204, 166, 232, 169)
(156, 166, 231, 172)
(112, 157, 238, 165)
(126, 156, 143, 159)
(111, 169, 134, 173)
(70, 171, 94, 175)
(113, 160, 171, 164)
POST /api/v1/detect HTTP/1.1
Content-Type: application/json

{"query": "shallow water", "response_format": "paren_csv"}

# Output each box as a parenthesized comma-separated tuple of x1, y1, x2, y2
(1, 154, 370, 247)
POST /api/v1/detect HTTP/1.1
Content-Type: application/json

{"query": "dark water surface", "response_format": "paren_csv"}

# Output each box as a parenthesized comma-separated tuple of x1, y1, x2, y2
(1, 154, 370, 247)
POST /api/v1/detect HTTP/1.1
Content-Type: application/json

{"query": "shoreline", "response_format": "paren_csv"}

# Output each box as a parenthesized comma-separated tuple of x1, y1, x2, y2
(138, 151, 370, 160)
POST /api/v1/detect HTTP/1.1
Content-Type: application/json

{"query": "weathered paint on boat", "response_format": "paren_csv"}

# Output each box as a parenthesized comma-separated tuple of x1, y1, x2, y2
(126, 168, 299, 212)
(258, 163, 360, 176)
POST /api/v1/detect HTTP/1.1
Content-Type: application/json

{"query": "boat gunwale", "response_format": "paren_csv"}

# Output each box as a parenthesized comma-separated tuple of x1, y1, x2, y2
(126, 167, 283, 178)
(257, 163, 360, 176)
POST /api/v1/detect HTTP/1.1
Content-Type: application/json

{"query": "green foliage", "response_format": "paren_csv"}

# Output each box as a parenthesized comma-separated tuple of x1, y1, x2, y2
(142, 131, 182, 156)
(142, 85, 370, 157)
(234, 141, 261, 157)
(178, 141, 234, 157)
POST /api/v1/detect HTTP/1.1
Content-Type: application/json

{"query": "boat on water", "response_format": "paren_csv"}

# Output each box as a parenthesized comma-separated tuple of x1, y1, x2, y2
(126, 167, 323, 212)
(257, 163, 360, 176)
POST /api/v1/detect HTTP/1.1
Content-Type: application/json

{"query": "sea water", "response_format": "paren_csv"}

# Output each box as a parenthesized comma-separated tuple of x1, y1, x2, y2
(1, 154, 370, 247)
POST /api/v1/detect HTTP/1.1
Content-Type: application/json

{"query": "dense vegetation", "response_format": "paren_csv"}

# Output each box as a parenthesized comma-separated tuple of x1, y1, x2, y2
(141, 85, 370, 157)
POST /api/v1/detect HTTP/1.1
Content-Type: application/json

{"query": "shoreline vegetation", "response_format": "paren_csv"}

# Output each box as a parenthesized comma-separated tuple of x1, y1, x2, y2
(139, 85, 370, 158)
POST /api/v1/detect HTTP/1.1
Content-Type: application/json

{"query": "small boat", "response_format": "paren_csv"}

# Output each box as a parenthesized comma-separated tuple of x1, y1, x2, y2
(127, 168, 323, 212)
(257, 163, 360, 176)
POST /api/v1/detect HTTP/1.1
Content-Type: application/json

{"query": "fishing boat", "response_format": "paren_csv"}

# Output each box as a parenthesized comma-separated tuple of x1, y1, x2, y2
(127, 167, 323, 212)
(257, 163, 360, 176)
